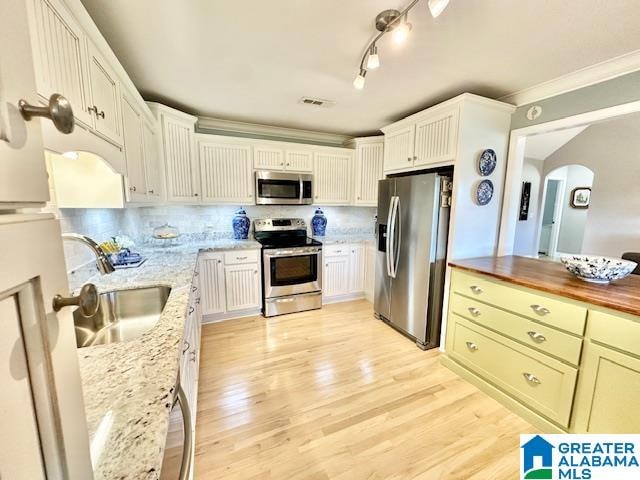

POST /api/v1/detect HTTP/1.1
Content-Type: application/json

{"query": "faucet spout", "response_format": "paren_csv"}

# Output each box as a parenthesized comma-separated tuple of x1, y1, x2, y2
(62, 233, 115, 275)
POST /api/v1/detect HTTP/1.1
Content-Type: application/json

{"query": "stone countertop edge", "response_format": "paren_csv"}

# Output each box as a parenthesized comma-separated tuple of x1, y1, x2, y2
(312, 234, 376, 245)
(75, 239, 260, 480)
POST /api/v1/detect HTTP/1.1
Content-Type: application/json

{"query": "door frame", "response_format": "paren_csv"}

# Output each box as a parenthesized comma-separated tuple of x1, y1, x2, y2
(536, 177, 566, 256)
(498, 99, 640, 256)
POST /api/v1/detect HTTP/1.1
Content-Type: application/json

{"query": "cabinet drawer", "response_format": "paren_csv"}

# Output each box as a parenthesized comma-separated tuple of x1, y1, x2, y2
(448, 315, 577, 427)
(223, 250, 260, 265)
(324, 244, 351, 257)
(588, 309, 640, 356)
(451, 269, 587, 335)
(450, 293, 583, 365)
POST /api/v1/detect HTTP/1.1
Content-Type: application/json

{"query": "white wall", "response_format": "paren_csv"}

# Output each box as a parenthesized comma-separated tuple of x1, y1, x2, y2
(544, 114, 640, 257)
(513, 157, 544, 256)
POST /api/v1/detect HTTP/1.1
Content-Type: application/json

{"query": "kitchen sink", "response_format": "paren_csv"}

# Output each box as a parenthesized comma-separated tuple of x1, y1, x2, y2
(74, 285, 172, 348)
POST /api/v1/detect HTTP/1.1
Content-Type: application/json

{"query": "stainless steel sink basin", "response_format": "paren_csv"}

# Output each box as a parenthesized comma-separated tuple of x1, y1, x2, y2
(74, 285, 171, 348)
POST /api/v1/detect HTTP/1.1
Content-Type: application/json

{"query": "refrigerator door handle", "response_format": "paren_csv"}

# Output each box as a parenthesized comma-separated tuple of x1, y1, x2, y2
(385, 196, 395, 277)
(388, 196, 399, 278)
(392, 196, 401, 277)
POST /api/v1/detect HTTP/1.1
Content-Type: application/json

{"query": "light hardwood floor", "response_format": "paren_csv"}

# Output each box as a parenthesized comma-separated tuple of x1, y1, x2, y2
(194, 300, 536, 479)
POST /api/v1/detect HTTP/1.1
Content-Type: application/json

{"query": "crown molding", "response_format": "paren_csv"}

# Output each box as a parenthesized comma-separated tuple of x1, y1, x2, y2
(196, 117, 351, 146)
(500, 49, 640, 106)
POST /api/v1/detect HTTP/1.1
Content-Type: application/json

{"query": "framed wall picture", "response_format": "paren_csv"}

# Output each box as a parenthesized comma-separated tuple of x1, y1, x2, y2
(570, 187, 591, 209)
(519, 181, 531, 220)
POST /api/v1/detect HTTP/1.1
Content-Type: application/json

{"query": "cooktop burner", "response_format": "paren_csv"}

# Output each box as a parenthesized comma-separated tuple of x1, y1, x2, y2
(253, 218, 323, 249)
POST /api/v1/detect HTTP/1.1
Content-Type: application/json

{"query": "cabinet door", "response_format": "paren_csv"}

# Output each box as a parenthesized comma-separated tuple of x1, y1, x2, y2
(254, 145, 284, 170)
(414, 107, 459, 167)
(323, 256, 350, 298)
(121, 95, 147, 201)
(0, 216, 93, 478)
(86, 43, 123, 146)
(224, 264, 261, 311)
(364, 244, 377, 302)
(0, 0, 49, 205)
(354, 142, 384, 206)
(349, 245, 365, 293)
(199, 254, 226, 316)
(200, 141, 253, 204)
(313, 151, 352, 205)
(573, 341, 640, 433)
(162, 115, 199, 202)
(285, 149, 313, 172)
(142, 120, 162, 200)
(26, 0, 93, 127)
(383, 125, 415, 172)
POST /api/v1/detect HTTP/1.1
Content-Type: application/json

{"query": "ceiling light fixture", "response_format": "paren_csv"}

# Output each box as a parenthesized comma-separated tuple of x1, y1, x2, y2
(352, 0, 450, 89)
(367, 45, 380, 69)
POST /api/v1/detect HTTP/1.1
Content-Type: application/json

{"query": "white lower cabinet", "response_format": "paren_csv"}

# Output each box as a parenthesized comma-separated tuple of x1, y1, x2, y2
(199, 249, 262, 321)
(224, 264, 262, 311)
(322, 243, 369, 303)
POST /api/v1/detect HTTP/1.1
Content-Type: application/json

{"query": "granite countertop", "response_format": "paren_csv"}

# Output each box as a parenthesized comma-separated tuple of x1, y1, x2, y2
(76, 239, 260, 479)
(449, 255, 640, 316)
(313, 234, 376, 245)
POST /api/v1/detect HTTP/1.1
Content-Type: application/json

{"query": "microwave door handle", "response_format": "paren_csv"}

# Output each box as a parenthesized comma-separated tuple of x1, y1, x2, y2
(385, 196, 394, 277)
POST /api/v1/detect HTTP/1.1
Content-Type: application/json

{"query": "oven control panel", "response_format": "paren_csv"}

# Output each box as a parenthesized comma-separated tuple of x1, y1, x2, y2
(254, 218, 306, 232)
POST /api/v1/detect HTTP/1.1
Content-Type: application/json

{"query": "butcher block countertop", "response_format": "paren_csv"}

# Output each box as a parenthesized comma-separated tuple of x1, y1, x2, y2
(449, 255, 640, 317)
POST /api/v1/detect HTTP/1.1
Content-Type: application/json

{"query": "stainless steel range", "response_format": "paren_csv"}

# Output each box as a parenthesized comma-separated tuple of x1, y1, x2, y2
(254, 218, 323, 317)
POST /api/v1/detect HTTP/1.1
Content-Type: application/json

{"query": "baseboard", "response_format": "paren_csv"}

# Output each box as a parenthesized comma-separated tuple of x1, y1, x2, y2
(322, 292, 365, 305)
(440, 355, 566, 434)
(202, 308, 262, 324)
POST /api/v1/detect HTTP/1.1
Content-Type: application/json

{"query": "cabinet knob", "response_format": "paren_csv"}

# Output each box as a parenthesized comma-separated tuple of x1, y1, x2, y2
(217, 260, 222, 264)
(467, 307, 481, 317)
(254, 270, 258, 274)
(52, 283, 99, 318)
(530, 304, 550, 316)
(469, 285, 483, 294)
(527, 331, 547, 343)
(523, 372, 541, 385)
(286, 162, 290, 166)
(407, 157, 412, 162)
(88, 105, 98, 115)
(194, 193, 199, 197)
(148, 189, 154, 194)
(465, 341, 478, 352)
(19, 93, 74, 134)
(130, 186, 137, 192)
(97, 110, 105, 119)
(413, 156, 417, 161)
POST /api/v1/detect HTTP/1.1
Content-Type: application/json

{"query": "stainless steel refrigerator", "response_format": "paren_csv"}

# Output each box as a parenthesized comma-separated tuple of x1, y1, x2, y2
(374, 172, 452, 350)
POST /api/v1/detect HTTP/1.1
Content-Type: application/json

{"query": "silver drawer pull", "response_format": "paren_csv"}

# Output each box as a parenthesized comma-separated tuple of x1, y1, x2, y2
(236, 256, 248, 260)
(182, 341, 190, 354)
(527, 331, 547, 343)
(467, 307, 481, 317)
(523, 373, 541, 385)
(465, 341, 478, 352)
(470, 285, 483, 294)
(530, 304, 550, 316)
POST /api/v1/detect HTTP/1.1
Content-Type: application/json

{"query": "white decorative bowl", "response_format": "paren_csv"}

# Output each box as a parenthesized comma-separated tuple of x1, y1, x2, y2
(560, 255, 637, 284)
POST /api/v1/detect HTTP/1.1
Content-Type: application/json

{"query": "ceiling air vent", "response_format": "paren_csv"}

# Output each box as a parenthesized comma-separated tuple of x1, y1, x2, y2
(299, 97, 334, 108)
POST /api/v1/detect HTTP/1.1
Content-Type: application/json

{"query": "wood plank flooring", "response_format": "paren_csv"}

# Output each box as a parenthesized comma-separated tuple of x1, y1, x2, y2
(194, 300, 536, 479)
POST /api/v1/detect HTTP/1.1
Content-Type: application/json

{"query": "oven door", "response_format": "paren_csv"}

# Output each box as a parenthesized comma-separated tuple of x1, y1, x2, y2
(263, 247, 322, 298)
(255, 171, 313, 205)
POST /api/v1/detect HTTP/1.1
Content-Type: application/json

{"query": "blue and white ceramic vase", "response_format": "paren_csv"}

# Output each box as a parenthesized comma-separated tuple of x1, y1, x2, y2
(311, 208, 327, 236)
(232, 207, 250, 240)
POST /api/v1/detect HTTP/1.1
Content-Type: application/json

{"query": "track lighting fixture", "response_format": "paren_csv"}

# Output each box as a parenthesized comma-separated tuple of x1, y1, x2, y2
(352, 0, 450, 89)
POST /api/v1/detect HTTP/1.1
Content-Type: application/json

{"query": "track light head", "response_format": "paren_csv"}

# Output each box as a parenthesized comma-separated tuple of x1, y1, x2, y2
(428, 0, 450, 18)
(353, 69, 367, 90)
(367, 45, 380, 69)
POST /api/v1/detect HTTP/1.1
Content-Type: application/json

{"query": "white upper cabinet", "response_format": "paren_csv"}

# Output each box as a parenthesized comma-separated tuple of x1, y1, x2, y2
(142, 119, 162, 199)
(382, 125, 415, 172)
(313, 149, 353, 205)
(26, 0, 93, 128)
(350, 137, 384, 206)
(121, 94, 147, 201)
(253, 145, 284, 170)
(413, 106, 459, 167)
(86, 42, 122, 146)
(0, 0, 49, 206)
(284, 148, 313, 172)
(198, 138, 253, 204)
(253, 142, 313, 172)
(150, 103, 199, 203)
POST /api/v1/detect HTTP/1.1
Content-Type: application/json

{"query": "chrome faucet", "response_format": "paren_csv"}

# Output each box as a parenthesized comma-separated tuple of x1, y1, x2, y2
(62, 233, 115, 275)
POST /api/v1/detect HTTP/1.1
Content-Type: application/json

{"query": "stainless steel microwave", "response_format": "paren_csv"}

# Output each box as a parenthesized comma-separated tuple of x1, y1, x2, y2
(255, 171, 313, 205)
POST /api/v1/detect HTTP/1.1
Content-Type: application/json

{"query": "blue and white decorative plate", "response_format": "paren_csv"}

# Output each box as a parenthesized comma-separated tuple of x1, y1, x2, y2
(478, 149, 497, 176)
(476, 179, 494, 206)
